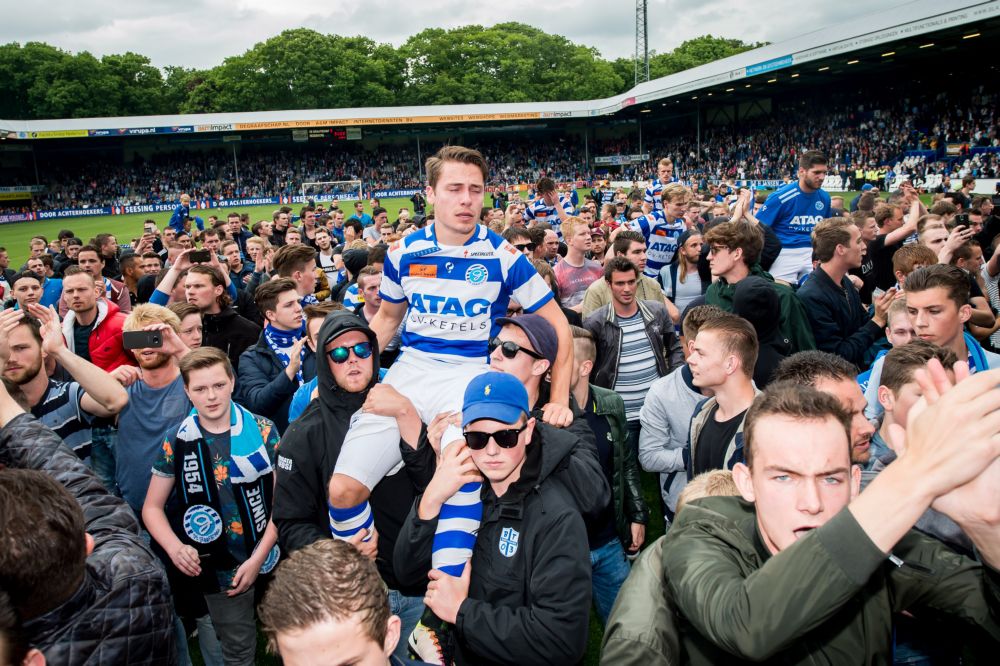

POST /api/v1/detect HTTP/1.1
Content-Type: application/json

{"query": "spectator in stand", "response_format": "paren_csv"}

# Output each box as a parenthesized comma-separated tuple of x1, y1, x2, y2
(237, 278, 316, 433)
(185, 264, 260, 372)
(553, 216, 604, 311)
(797, 218, 896, 368)
(584, 256, 683, 457)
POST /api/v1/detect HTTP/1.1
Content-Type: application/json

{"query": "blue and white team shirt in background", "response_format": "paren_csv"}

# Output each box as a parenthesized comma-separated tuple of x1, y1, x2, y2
(381, 224, 554, 363)
(756, 182, 831, 249)
(643, 177, 681, 214)
(524, 195, 575, 240)
(627, 211, 686, 279)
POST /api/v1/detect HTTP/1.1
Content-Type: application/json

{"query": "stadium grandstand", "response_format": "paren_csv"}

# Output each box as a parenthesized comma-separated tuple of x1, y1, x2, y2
(0, 0, 998, 222)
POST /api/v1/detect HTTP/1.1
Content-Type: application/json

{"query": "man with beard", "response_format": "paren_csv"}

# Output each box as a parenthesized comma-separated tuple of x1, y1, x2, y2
(272, 310, 424, 660)
(0, 305, 127, 465)
(111, 304, 193, 515)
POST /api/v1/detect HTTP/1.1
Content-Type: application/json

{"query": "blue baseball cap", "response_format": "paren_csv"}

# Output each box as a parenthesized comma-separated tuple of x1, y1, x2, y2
(462, 372, 530, 428)
(861, 184, 873, 191)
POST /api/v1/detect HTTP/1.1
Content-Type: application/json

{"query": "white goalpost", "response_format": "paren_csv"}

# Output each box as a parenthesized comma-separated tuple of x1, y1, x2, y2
(300, 180, 364, 203)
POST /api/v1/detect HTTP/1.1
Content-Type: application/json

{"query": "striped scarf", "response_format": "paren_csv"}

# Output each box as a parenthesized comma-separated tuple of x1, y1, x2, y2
(175, 402, 272, 484)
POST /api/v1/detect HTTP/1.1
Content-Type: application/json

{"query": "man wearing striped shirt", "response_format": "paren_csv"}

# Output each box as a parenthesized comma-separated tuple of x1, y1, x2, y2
(584, 256, 683, 458)
(0, 304, 127, 468)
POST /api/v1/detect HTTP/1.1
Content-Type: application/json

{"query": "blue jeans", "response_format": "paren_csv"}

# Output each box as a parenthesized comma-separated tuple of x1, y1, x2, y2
(389, 589, 424, 660)
(590, 539, 631, 624)
(89, 425, 119, 495)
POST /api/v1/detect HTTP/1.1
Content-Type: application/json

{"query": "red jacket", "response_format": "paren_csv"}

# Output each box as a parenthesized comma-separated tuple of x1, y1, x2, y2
(61, 299, 135, 372)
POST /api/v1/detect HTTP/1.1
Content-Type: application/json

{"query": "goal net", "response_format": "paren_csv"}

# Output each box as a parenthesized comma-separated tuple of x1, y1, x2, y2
(300, 180, 363, 204)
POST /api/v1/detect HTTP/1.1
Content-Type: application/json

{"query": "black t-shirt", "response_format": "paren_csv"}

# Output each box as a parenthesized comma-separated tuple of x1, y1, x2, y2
(870, 234, 903, 292)
(73, 320, 96, 363)
(582, 391, 618, 549)
(693, 404, 747, 476)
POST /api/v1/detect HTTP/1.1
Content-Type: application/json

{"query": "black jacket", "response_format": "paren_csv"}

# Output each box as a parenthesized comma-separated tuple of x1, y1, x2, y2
(583, 299, 684, 390)
(272, 311, 422, 595)
(0, 414, 175, 664)
(202, 306, 261, 373)
(797, 266, 884, 369)
(732, 276, 791, 388)
(394, 425, 594, 666)
(236, 330, 317, 433)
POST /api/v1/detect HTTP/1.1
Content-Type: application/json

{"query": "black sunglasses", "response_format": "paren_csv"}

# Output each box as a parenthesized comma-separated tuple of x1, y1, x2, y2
(488, 337, 544, 360)
(327, 341, 373, 364)
(514, 242, 536, 252)
(464, 424, 527, 450)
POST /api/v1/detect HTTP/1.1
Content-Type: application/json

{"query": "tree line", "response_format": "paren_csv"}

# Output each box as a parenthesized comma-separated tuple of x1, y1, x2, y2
(0, 25, 762, 120)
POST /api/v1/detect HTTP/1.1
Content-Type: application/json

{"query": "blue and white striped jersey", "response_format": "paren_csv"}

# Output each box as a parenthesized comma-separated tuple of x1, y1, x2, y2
(756, 182, 831, 249)
(628, 211, 686, 278)
(643, 177, 681, 213)
(381, 224, 553, 363)
(524, 195, 575, 239)
(343, 282, 361, 310)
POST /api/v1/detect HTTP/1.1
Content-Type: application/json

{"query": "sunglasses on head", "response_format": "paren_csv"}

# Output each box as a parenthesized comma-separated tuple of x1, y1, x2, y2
(514, 242, 536, 252)
(488, 337, 544, 360)
(463, 424, 527, 450)
(327, 341, 373, 364)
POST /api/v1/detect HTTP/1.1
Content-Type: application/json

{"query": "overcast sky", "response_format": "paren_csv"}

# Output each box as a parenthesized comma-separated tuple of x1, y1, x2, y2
(4, 0, 909, 70)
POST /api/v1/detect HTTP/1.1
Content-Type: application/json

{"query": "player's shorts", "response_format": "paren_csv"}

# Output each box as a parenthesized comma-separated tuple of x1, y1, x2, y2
(768, 246, 813, 284)
(334, 352, 489, 490)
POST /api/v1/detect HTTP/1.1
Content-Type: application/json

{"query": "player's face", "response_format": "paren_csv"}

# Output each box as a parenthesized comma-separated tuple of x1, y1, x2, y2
(185, 364, 235, 424)
(735, 414, 856, 555)
(664, 197, 688, 220)
(886, 311, 914, 347)
(906, 286, 969, 350)
(325, 330, 374, 394)
(178, 313, 203, 350)
(814, 377, 874, 466)
(658, 163, 673, 183)
(185, 273, 222, 312)
(427, 161, 485, 241)
(2, 324, 43, 385)
(467, 416, 534, 490)
(609, 270, 637, 307)
(799, 164, 828, 191)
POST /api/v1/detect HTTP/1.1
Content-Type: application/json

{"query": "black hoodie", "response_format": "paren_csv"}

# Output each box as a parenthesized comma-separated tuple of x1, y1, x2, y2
(732, 276, 791, 389)
(271, 310, 421, 594)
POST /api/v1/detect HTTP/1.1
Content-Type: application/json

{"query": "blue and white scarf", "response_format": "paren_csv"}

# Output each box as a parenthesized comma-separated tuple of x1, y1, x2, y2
(175, 403, 272, 484)
(264, 323, 308, 385)
(300, 293, 319, 307)
(965, 331, 990, 374)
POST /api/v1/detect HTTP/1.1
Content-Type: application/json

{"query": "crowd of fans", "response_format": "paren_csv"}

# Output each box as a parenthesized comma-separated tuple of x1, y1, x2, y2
(3, 87, 998, 216)
(3, 143, 1000, 666)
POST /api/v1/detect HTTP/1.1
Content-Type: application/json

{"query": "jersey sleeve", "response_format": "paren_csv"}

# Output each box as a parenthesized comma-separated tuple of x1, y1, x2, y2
(755, 192, 783, 227)
(507, 252, 555, 313)
(644, 187, 656, 206)
(627, 214, 652, 241)
(379, 245, 406, 303)
(524, 201, 539, 221)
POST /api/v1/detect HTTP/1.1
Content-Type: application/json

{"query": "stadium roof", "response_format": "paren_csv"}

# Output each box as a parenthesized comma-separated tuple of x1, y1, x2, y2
(1, 0, 996, 139)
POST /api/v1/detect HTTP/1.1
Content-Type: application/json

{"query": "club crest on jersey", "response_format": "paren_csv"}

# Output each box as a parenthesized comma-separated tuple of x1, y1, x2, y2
(183, 504, 223, 544)
(815, 201, 824, 210)
(465, 264, 488, 285)
(499, 526, 519, 558)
